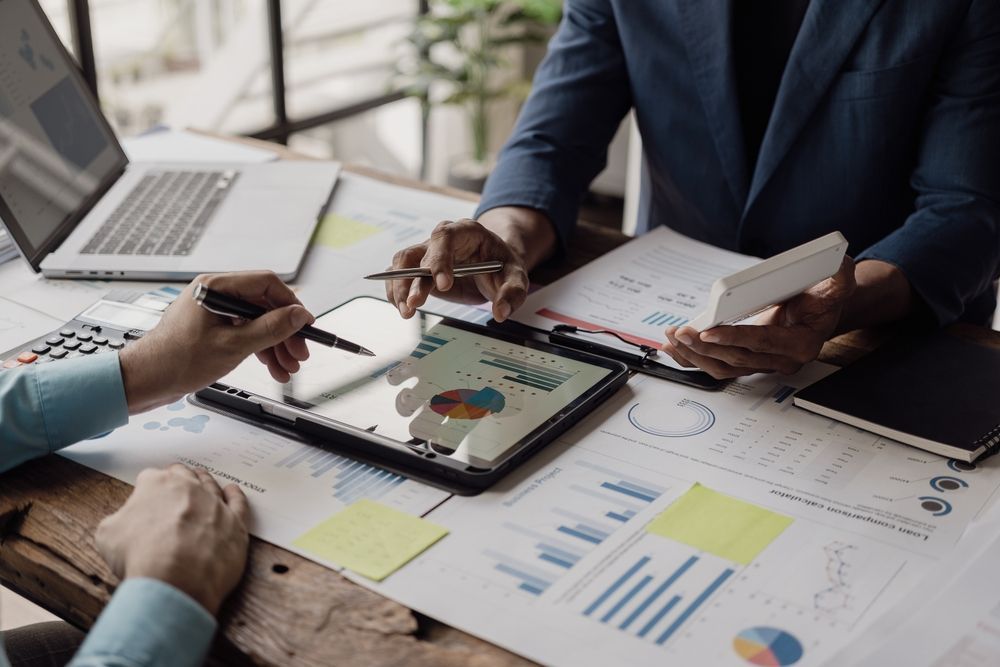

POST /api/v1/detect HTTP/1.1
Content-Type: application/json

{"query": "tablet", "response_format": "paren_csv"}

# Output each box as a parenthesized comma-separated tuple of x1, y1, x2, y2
(687, 231, 848, 332)
(195, 297, 628, 493)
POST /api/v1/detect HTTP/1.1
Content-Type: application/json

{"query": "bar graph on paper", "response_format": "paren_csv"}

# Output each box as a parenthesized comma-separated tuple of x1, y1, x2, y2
(574, 533, 739, 648)
(275, 445, 406, 505)
(481, 460, 670, 596)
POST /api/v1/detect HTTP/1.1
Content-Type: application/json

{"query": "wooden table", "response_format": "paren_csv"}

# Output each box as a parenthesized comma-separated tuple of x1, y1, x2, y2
(1, 158, 994, 666)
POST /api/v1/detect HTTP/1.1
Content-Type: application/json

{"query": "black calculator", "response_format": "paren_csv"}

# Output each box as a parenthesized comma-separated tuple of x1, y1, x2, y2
(0, 287, 180, 371)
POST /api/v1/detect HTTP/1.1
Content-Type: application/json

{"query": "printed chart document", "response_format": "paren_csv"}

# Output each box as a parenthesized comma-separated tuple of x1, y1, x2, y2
(292, 172, 486, 322)
(357, 365, 1000, 666)
(61, 397, 451, 572)
(825, 516, 1000, 666)
(513, 226, 759, 360)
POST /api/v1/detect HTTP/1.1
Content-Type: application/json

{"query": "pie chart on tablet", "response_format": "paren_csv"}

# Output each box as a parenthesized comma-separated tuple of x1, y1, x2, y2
(429, 387, 506, 420)
(732, 627, 804, 666)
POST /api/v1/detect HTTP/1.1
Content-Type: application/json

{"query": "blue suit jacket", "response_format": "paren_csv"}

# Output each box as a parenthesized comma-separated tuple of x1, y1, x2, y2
(477, 0, 1000, 325)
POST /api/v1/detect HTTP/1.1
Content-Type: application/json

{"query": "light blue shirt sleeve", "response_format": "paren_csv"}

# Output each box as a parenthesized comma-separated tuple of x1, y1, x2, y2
(68, 578, 217, 667)
(0, 355, 219, 667)
(0, 353, 129, 474)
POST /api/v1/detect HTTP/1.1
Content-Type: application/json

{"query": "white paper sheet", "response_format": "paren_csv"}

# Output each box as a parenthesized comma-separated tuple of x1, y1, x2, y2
(0, 297, 61, 354)
(348, 364, 1000, 666)
(824, 513, 1000, 666)
(61, 397, 451, 571)
(513, 226, 760, 364)
(293, 172, 485, 322)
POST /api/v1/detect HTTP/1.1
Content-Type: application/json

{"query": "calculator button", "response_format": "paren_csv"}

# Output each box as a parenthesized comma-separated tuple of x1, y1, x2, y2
(45, 337, 64, 347)
(31, 344, 51, 355)
(124, 330, 144, 340)
(80, 344, 97, 354)
(2, 358, 20, 369)
(34, 357, 53, 365)
(108, 340, 124, 349)
(49, 349, 68, 359)
(64, 351, 82, 359)
(63, 341, 81, 351)
(76, 333, 93, 342)
(16, 352, 38, 364)
(59, 330, 76, 338)
(93, 336, 109, 345)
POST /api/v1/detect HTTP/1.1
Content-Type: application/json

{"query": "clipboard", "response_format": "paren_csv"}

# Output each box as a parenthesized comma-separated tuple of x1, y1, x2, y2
(489, 320, 725, 390)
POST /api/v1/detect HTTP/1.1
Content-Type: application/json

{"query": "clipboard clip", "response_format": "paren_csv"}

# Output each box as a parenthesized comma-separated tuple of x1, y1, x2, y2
(549, 324, 660, 364)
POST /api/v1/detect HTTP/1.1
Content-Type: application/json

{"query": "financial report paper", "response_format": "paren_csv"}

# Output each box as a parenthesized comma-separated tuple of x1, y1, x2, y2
(513, 225, 759, 361)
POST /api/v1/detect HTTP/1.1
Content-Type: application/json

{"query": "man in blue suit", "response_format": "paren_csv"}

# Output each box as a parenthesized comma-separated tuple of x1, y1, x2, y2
(386, 0, 1000, 379)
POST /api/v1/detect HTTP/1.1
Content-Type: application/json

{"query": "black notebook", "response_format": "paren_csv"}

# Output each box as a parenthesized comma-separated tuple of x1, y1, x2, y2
(793, 330, 1000, 462)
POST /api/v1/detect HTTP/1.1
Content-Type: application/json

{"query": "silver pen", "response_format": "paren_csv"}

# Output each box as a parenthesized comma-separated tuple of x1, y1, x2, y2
(364, 260, 504, 281)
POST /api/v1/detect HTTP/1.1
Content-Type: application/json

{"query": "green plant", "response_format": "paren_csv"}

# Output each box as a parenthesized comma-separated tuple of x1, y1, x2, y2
(398, 0, 562, 165)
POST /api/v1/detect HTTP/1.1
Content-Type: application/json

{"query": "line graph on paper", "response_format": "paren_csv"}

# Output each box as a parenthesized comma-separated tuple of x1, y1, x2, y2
(751, 537, 908, 627)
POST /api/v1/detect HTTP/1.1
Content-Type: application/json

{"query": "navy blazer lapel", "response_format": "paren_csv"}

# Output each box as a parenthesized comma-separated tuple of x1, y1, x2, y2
(677, 0, 749, 208)
(745, 0, 885, 213)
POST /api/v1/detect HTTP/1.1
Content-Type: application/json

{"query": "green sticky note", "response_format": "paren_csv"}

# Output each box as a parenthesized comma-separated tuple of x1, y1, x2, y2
(292, 499, 448, 581)
(312, 213, 381, 249)
(647, 484, 792, 565)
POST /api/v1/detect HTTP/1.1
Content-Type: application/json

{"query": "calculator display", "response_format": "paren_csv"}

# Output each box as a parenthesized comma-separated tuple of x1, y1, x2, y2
(81, 302, 162, 331)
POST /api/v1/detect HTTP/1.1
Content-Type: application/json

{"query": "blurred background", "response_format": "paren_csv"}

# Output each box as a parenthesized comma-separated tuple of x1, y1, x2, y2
(34, 0, 633, 225)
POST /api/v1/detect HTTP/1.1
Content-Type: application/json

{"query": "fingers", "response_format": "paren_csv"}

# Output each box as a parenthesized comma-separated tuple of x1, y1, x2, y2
(273, 343, 300, 375)
(406, 277, 434, 312)
(167, 462, 200, 482)
(663, 336, 767, 379)
(222, 484, 251, 526)
(192, 467, 225, 502)
(389, 245, 427, 317)
(423, 220, 463, 292)
(665, 325, 808, 378)
(490, 264, 529, 322)
(194, 271, 303, 309)
(255, 348, 291, 383)
(239, 304, 314, 353)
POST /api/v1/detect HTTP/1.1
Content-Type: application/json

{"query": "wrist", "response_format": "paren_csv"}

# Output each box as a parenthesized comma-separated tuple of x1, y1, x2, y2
(123, 568, 222, 616)
(835, 259, 916, 334)
(119, 339, 184, 414)
(479, 206, 557, 271)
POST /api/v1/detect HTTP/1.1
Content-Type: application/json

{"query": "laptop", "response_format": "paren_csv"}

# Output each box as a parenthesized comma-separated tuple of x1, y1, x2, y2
(0, 0, 340, 281)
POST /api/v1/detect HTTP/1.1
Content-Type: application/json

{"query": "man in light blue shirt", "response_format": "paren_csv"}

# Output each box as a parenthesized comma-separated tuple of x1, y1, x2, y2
(0, 271, 316, 667)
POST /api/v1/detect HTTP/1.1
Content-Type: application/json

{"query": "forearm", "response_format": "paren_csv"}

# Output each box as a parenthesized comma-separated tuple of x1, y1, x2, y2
(478, 206, 558, 272)
(835, 259, 920, 335)
(0, 354, 128, 470)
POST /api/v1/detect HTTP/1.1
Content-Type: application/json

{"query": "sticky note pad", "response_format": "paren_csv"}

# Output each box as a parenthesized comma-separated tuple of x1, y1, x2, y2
(313, 213, 381, 249)
(647, 484, 792, 564)
(292, 500, 448, 581)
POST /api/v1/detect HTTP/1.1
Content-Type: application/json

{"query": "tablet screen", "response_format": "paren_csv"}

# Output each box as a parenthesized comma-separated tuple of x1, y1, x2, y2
(219, 298, 616, 468)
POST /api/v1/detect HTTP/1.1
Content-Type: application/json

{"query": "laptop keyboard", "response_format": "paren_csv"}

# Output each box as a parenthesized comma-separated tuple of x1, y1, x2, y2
(81, 170, 238, 256)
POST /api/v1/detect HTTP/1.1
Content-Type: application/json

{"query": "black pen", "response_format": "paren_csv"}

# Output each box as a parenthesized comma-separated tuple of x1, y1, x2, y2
(192, 283, 375, 357)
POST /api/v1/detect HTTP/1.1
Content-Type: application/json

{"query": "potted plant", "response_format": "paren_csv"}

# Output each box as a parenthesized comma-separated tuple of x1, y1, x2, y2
(397, 0, 562, 191)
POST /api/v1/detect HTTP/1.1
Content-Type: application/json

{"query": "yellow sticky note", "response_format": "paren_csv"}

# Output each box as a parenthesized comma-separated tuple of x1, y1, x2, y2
(313, 213, 381, 249)
(647, 484, 792, 564)
(292, 499, 448, 581)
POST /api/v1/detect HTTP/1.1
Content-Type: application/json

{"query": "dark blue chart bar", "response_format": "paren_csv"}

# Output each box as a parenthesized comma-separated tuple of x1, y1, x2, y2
(584, 556, 651, 616)
(410, 334, 451, 359)
(626, 556, 699, 633)
(655, 568, 735, 645)
(479, 351, 573, 392)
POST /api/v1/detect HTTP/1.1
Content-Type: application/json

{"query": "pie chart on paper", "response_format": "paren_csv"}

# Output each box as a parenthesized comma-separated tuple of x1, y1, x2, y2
(732, 627, 804, 666)
(429, 387, 506, 420)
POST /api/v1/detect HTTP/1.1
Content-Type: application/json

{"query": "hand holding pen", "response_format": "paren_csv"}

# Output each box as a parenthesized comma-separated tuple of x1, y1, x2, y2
(375, 218, 530, 322)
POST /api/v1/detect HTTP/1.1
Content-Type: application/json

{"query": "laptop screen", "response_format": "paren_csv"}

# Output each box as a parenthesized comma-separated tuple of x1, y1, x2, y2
(0, 0, 126, 269)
